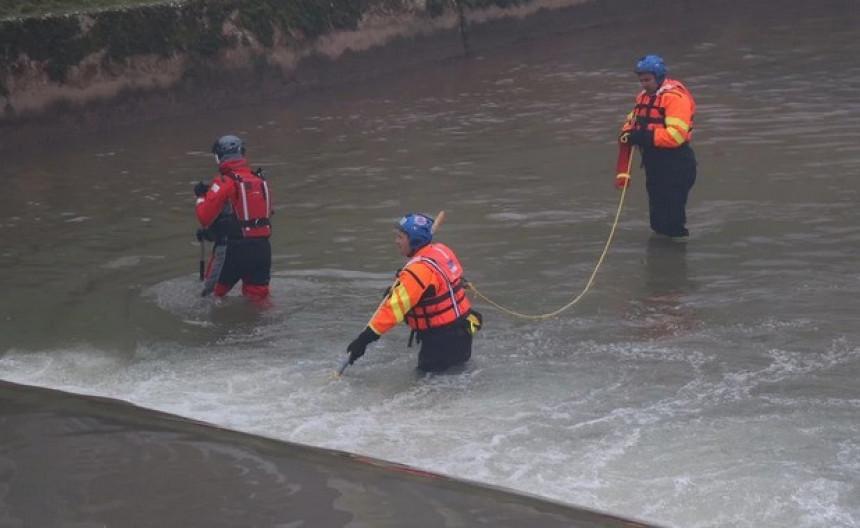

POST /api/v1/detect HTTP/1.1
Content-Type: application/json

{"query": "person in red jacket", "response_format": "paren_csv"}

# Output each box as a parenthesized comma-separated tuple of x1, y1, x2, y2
(616, 54, 697, 241)
(194, 134, 273, 305)
(345, 213, 482, 373)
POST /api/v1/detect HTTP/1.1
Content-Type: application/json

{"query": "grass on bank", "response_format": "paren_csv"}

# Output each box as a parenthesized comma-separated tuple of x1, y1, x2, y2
(0, 0, 175, 19)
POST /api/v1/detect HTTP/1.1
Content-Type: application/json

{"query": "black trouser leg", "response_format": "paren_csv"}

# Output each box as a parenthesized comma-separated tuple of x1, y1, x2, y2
(646, 167, 696, 238)
(417, 324, 472, 373)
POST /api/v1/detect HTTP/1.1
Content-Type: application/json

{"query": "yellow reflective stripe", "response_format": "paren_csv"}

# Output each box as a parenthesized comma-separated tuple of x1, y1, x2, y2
(665, 116, 690, 132)
(625, 111, 636, 127)
(667, 127, 686, 145)
(390, 283, 410, 322)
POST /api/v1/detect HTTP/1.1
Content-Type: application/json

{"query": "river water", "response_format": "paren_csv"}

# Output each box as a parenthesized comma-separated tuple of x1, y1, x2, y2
(2, 1, 859, 527)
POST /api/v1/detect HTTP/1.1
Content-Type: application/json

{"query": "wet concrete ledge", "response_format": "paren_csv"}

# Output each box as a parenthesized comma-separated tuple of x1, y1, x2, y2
(0, 379, 661, 527)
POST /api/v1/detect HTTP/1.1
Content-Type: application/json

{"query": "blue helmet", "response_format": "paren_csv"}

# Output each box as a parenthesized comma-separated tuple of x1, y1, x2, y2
(212, 134, 246, 163)
(634, 54, 667, 85)
(398, 213, 434, 251)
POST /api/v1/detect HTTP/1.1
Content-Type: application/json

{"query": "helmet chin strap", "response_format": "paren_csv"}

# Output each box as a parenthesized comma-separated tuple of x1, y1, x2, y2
(213, 154, 221, 164)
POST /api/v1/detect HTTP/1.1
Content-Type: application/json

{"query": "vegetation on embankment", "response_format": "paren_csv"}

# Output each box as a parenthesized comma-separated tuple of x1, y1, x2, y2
(0, 0, 486, 115)
(0, 0, 600, 148)
(1, 0, 403, 89)
(0, 0, 163, 19)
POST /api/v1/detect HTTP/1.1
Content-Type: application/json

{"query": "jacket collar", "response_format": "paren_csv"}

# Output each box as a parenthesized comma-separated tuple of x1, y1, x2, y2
(218, 157, 250, 175)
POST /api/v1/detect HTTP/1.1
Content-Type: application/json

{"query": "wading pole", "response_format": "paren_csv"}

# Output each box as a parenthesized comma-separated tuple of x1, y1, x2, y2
(336, 211, 446, 377)
(199, 239, 205, 281)
(336, 355, 351, 377)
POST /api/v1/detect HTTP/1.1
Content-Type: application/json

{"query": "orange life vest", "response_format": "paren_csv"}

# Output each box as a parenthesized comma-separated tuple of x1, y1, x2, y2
(404, 243, 471, 331)
(368, 243, 472, 335)
(622, 78, 696, 149)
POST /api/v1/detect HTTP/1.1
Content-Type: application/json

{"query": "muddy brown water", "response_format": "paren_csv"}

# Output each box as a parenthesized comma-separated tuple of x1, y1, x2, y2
(1, 1, 859, 527)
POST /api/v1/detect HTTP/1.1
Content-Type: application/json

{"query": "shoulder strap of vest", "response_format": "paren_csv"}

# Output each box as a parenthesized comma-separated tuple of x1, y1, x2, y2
(233, 170, 269, 204)
(635, 94, 667, 127)
(416, 256, 462, 318)
(401, 267, 425, 289)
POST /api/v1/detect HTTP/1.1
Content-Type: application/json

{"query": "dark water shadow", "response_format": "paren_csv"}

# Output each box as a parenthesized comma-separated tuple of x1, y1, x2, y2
(635, 236, 699, 340)
(0, 380, 662, 528)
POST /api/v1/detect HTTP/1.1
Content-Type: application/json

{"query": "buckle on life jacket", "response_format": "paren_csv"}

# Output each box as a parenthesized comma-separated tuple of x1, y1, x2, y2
(466, 310, 482, 334)
(239, 218, 271, 228)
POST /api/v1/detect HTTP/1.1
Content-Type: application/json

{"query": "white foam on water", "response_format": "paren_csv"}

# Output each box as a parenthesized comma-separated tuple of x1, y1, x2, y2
(3, 268, 860, 528)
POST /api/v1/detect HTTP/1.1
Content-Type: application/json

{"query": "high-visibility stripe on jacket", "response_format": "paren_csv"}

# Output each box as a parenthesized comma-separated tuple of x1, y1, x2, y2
(196, 158, 272, 239)
(368, 243, 471, 335)
(621, 78, 696, 148)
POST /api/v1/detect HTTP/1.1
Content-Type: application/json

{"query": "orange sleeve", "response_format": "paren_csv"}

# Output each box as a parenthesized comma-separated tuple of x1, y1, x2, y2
(368, 262, 435, 335)
(652, 91, 694, 148)
(616, 102, 638, 176)
(620, 106, 637, 134)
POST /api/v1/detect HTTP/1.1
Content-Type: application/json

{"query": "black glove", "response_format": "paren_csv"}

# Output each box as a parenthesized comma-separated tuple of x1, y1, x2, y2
(346, 327, 380, 365)
(195, 228, 214, 242)
(627, 129, 653, 147)
(194, 181, 210, 197)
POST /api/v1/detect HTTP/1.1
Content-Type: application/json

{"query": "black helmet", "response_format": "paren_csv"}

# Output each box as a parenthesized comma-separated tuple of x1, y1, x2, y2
(212, 134, 246, 163)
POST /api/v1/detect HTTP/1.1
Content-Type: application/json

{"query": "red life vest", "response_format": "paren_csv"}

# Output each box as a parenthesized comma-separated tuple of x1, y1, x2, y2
(197, 159, 272, 240)
(224, 168, 271, 238)
(404, 243, 472, 331)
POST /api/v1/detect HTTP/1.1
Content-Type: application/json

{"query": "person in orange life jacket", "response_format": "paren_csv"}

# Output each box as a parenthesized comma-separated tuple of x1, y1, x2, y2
(194, 134, 273, 304)
(617, 54, 697, 240)
(345, 213, 482, 374)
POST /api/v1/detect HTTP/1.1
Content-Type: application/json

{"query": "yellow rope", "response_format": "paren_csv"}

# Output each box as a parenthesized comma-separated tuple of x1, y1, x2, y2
(466, 183, 629, 320)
